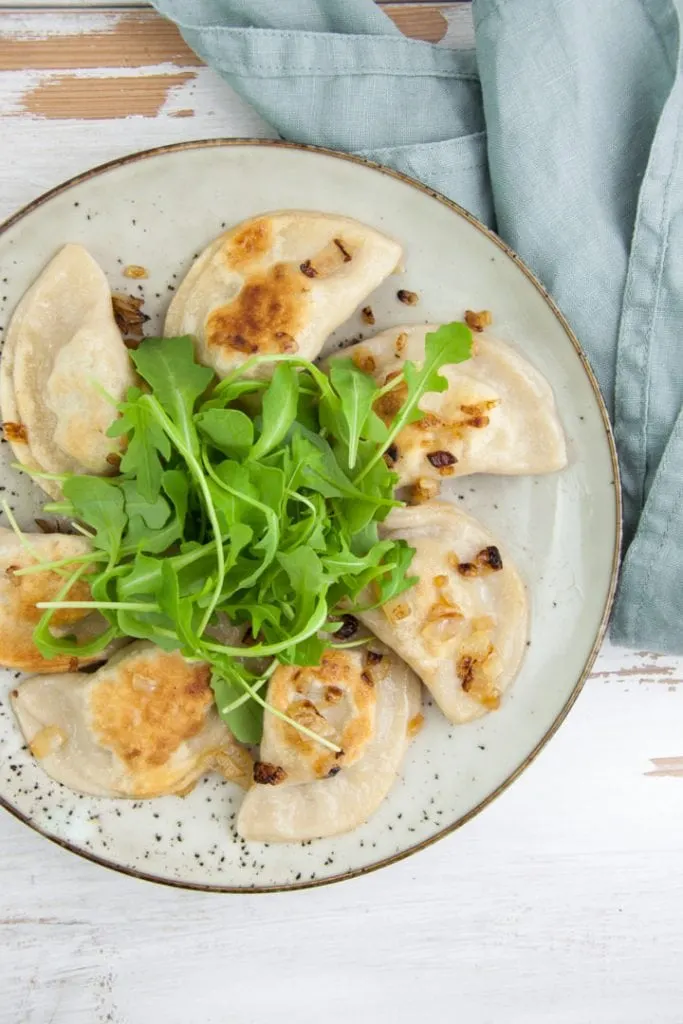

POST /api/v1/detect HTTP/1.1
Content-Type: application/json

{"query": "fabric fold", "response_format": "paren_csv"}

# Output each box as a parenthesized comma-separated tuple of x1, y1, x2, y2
(152, 0, 683, 653)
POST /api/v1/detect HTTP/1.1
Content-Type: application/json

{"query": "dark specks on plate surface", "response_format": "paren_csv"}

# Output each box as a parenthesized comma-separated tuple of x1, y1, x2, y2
(0, 141, 618, 893)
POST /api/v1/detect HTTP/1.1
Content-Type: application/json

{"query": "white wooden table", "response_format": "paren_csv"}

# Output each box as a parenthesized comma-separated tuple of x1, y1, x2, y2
(1, 5, 682, 1022)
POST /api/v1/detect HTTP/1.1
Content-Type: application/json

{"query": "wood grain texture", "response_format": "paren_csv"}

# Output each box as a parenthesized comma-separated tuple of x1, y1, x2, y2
(1, 655, 683, 1024)
(17, 70, 198, 118)
(1, 5, 683, 1023)
(0, 14, 205, 70)
(0, 6, 455, 119)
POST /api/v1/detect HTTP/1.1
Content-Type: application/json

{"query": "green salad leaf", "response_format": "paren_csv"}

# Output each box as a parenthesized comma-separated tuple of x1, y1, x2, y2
(248, 362, 299, 461)
(327, 358, 380, 469)
(108, 387, 171, 502)
(131, 335, 213, 455)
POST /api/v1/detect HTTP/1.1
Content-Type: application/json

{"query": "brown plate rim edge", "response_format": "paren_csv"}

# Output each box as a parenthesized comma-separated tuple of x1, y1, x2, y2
(0, 137, 623, 895)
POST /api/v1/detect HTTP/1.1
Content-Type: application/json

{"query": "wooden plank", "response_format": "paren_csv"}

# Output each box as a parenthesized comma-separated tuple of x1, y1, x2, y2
(0, 6, 457, 120)
(387, 3, 450, 41)
(0, 5, 452, 73)
(18, 70, 197, 117)
(0, 12, 204, 69)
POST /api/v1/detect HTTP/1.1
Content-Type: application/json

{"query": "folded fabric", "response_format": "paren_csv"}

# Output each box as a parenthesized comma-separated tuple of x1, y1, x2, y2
(152, 0, 683, 654)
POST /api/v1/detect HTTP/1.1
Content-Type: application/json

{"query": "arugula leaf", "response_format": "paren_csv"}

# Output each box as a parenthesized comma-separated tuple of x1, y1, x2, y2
(202, 379, 266, 409)
(157, 560, 200, 653)
(116, 551, 165, 601)
(402, 321, 471, 419)
(362, 409, 390, 445)
(321, 537, 394, 579)
(278, 632, 327, 667)
(62, 477, 126, 560)
(131, 336, 214, 454)
(211, 672, 265, 744)
(220, 601, 282, 638)
(196, 408, 254, 457)
(208, 459, 259, 528)
(291, 430, 395, 507)
(328, 358, 378, 470)
(349, 521, 380, 556)
(163, 469, 189, 531)
(108, 387, 171, 502)
(121, 480, 170, 529)
(337, 439, 398, 533)
(276, 547, 326, 599)
(349, 539, 418, 609)
(207, 458, 280, 589)
(354, 321, 472, 483)
(249, 362, 299, 461)
(282, 495, 328, 552)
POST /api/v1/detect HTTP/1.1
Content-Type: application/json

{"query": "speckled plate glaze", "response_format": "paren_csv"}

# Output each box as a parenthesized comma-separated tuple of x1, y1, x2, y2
(0, 141, 620, 892)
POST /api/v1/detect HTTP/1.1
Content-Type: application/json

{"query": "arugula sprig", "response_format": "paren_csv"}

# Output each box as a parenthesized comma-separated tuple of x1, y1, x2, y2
(26, 324, 471, 745)
(353, 321, 472, 483)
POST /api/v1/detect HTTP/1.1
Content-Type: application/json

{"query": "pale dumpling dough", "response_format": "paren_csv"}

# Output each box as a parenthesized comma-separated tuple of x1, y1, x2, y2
(0, 527, 109, 673)
(335, 324, 567, 487)
(358, 502, 528, 724)
(11, 641, 253, 798)
(0, 244, 134, 497)
(237, 639, 422, 842)
(165, 211, 402, 378)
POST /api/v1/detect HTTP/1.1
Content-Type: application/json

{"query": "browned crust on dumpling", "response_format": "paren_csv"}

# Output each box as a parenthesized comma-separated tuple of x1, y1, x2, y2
(90, 651, 213, 770)
(6, 564, 90, 626)
(0, 558, 93, 673)
(222, 217, 273, 271)
(268, 648, 376, 779)
(205, 262, 310, 355)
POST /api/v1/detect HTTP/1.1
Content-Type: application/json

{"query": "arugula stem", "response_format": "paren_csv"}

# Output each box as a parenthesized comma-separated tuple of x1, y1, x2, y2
(140, 394, 226, 634)
(219, 662, 276, 715)
(87, 377, 120, 408)
(1, 501, 73, 580)
(202, 596, 328, 658)
(286, 490, 317, 515)
(215, 354, 333, 399)
(329, 637, 371, 650)
(2, 501, 43, 561)
(12, 552, 106, 576)
(11, 463, 69, 483)
(201, 451, 280, 586)
(219, 664, 341, 753)
(36, 600, 158, 612)
(32, 562, 91, 657)
(353, 419, 407, 484)
(70, 522, 96, 540)
(42, 503, 74, 515)
(373, 371, 406, 401)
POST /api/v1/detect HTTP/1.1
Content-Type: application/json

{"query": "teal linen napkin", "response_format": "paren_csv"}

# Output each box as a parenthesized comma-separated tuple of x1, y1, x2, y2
(153, 0, 683, 653)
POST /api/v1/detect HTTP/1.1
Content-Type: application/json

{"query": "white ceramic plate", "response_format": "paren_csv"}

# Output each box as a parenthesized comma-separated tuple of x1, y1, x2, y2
(0, 141, 619, 891)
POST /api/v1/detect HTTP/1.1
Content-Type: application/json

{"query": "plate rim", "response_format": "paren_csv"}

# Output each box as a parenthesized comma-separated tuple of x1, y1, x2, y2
(0, 137, 622, 894)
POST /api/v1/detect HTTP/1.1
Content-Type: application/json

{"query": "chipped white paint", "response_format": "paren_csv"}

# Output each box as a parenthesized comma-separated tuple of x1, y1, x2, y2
(1, 5, 683, 1023)
(0, 10, 125, 34)
(440, 3, 476, 48)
